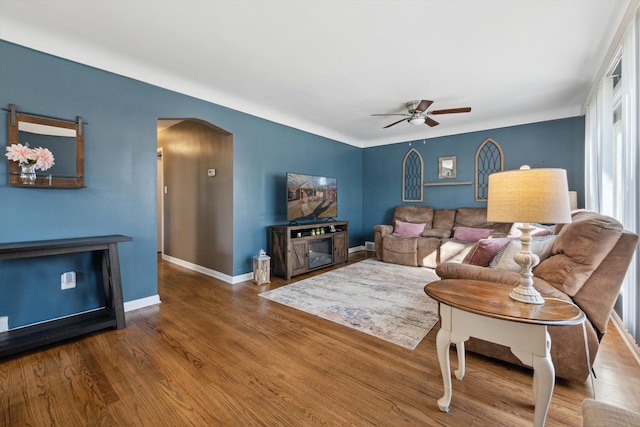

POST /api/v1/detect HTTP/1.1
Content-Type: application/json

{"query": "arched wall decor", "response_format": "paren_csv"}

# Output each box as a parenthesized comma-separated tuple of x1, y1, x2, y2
(475, 138, 504, 201)
(402, 148, 424, 202)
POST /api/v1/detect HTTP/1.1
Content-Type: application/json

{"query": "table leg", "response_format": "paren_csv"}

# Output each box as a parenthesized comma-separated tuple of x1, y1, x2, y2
(454, 341, 465, 380)
(531, 335, 554, 427)
(436, 327, 452, 412)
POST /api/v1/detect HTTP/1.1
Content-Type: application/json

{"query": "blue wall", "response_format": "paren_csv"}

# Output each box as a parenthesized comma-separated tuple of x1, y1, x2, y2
(0, 40, 362, 328)
(362, 117, 585, 240)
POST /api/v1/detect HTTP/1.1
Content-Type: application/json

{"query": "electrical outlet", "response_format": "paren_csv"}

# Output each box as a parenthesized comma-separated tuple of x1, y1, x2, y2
(0, 316, 8, 333)
(61, 271, 76, 290)
(207, 168, 216, 177)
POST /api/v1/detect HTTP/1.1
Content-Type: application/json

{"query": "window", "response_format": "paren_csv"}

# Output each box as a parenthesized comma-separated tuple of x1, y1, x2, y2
(584, 11, 639, 343)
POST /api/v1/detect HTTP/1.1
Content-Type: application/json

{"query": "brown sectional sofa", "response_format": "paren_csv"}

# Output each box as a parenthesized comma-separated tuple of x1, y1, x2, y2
(373, 206, 511, 268)
(436, 210, 638, 382)
(374, 206, 638, 383)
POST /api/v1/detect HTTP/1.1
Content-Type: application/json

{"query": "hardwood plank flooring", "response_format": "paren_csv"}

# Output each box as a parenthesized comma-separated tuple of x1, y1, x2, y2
(1, 251, 639, 426)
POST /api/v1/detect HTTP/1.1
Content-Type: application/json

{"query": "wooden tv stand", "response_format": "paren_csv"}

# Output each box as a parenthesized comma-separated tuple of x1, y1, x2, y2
(269, 221, 348, 280)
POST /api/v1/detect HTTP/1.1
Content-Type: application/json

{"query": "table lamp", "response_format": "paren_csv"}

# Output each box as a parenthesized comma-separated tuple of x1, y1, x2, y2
(487, 166, 572, 304)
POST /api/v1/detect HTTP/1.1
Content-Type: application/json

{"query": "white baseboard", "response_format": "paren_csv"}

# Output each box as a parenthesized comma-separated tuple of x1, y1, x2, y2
(349, 245, 364, 253)
(162, 254, 250, 284)
(611, 311, 640, 367)
(124, 294, 161, 312)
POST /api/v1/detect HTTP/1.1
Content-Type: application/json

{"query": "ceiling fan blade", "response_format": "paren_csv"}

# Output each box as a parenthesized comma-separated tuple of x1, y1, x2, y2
(425, 117, 439, 127)
(371, 113, 410, 117)
(430, 107, 472, 115)
(383, 118, 409, 128)
(415, 100, 434, 112)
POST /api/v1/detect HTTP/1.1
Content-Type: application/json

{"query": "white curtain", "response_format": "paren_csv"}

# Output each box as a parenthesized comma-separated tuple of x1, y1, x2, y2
(584, 79, 612, 214)
(618, 12, 638, 341)
(584, 8, 639, 341)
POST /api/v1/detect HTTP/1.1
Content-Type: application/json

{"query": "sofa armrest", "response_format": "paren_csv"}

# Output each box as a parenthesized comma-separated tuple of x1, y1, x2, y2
(435, 262, 521, 285)
(374, 224, 393, 235)
(582, 398, 640, 427)
(373, 225, 394, 259)
(435, 262, 573, 301)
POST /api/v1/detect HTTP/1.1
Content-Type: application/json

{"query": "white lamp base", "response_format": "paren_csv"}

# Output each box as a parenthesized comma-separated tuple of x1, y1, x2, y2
(510, 223, 545, 305)
(509, 285, 545, 304)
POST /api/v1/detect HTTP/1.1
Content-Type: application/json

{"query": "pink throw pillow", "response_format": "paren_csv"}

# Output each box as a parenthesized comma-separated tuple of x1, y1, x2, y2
(453, 226, 493, 242)
(462, 238, 511, 266)
(393, 220, 426, 237)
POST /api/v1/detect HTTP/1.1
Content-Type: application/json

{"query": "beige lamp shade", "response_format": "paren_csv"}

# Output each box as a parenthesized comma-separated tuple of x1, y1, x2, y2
(487, 167, 572, 224)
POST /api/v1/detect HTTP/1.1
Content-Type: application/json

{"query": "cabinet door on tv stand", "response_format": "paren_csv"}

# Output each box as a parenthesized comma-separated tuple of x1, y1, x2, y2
(269, 227, 287, 278)
(333, 232, 348, 264)
(291, 240, 308, 277)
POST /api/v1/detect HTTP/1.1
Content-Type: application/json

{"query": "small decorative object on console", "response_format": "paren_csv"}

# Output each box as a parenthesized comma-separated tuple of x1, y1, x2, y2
(5, 143, 55, 185)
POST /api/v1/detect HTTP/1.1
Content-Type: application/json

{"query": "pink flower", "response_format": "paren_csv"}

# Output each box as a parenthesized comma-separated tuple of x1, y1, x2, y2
(5, 143, 36, 164)
(32, 147, 55, 171)
(5, 143, 55, 171)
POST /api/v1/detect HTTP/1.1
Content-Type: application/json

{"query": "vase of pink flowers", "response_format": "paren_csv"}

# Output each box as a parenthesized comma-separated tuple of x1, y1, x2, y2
(5, 143, 55, 185)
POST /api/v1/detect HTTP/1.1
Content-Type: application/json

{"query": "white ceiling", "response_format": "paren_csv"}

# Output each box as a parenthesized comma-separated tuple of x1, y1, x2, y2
(0, 0, 631, 148)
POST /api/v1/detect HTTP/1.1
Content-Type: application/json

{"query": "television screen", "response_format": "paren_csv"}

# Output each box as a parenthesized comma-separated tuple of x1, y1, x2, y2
(287, 172, 337, 222)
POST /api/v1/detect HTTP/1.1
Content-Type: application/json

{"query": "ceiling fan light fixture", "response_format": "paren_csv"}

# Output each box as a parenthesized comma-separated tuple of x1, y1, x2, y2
(409, 117, 424, 126)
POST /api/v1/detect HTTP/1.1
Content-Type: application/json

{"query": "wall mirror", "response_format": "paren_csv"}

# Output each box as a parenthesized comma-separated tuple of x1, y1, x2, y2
(438, 156, 456, 179)
(7, 109, 84, 188)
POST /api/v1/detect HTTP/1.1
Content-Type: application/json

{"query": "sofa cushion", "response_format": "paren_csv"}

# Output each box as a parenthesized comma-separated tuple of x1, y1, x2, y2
(453, 207, 489, 227)
(439, 240, 475, 264)
(453, 226, 493, 242)
(393, 220, 426, 237)
(393, 206, 434, 230)
(534, 213, 623, 296)
(417, 237, 441, 268)
(462, 237, 511, 266)
(433, 209, 456, 230)
(454, 207, 512, 237)
(421, 228, 451, 238)
(382, 235, 418, 266)
(490, 235, 557, 272)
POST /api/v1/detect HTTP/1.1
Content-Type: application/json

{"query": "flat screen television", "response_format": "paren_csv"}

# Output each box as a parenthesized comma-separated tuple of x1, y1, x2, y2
(287, 172, 337, 222)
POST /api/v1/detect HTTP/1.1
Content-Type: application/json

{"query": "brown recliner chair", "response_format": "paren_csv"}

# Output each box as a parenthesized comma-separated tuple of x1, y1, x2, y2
(436, 211, 639, 382)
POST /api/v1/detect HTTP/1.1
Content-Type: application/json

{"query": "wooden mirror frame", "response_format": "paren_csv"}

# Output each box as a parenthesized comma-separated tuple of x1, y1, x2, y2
(8, 113, 85, 188)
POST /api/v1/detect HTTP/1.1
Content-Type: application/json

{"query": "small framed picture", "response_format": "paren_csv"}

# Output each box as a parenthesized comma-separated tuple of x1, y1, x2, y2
(438, 156, 456, 179)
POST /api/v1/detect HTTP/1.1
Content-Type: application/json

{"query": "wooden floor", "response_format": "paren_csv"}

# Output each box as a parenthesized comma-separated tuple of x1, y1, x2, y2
(2, 251, 640, 426)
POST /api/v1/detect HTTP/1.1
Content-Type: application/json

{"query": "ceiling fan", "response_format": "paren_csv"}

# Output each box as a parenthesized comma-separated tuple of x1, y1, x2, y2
(372, 100, 471, 128)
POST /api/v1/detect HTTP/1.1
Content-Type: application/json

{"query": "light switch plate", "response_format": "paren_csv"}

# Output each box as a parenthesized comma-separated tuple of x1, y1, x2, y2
(207, 169, 216, 177)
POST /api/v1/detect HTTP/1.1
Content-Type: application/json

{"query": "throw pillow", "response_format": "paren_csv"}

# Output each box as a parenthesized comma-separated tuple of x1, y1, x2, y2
(453, 226, 493, 242)
(507, 222, 556, 238)
(393, 220, 426, 237)
(462, 237, 512, 267)
(490, 235, 557, 272)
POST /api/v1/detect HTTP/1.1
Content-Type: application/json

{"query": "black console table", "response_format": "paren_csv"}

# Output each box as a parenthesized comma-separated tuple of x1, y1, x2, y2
(0, 235, 132, 358)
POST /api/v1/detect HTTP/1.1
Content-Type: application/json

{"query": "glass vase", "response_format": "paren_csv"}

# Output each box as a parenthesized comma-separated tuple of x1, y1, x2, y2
(20, 163, 37, 185)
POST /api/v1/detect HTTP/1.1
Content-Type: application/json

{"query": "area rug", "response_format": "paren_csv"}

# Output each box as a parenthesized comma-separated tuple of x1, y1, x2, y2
(259, 258, 440, 350)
